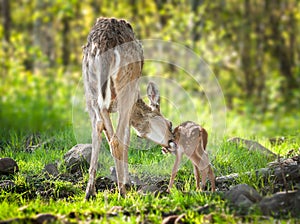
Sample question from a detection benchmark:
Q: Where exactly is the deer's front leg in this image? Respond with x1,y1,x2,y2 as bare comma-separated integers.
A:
85,120,103,200
168,151,183,192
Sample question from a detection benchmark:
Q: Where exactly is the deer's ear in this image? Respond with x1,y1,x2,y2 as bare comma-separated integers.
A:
147,82,160,111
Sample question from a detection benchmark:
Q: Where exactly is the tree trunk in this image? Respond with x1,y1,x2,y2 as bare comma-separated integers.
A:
269,1,298,97
255,0,266,111
191,0,203,44
241,0,254,99
154,0,168,27
130,0,137,15
1,0,11,43
62,16,70,67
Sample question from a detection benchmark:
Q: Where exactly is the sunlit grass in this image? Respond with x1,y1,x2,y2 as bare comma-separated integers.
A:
0,109,299,223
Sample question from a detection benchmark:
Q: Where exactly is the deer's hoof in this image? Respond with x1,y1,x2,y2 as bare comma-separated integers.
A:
85,193,96,201
119,185,127,198
85,189,96,201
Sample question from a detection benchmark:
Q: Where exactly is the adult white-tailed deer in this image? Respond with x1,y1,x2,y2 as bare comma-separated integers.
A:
163,121,215,192
82,17,174,199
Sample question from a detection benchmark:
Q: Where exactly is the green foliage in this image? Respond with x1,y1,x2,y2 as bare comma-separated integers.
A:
1,0,299,134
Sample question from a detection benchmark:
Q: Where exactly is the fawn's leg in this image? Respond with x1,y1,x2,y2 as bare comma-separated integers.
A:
208,165,216,192
200,167,209,191
189,152,203,191
168,151,183,192
193,164,201,190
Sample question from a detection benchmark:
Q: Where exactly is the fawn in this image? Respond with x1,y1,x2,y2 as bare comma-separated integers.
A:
163,121,216,192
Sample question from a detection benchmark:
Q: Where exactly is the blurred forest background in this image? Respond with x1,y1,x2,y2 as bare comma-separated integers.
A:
0,0,299,136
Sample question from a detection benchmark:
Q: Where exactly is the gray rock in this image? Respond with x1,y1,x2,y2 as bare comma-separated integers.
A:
259,190,298,217
0,218,23,224
293,190,300,218
0,214,58,224
235,194,253,208
43,163,59,177
35,213,58,224
269,136,285,146
139,184,160,193
227,137,276,158
225,184,262,208
0,157,19,175
162,214,185,224
63,144,92,173
0,180,15,190
216,173,239,184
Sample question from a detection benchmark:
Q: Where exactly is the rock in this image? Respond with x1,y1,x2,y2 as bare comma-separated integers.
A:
162,214,185,224
238,193,254,206
107,206,123,216
194,204,211,214
293,190,300,218
63,144,92,173
217,156,300,194
0,158,19,175
139,184,160,194
109,166,142,186
0,214,58,224
130,175,143,186
259,190,298,217
95,176,115,191
225,184,262,212
227,137,276,158
43,163,59,177
269,136,285,146
0,180,15,190
0,218,23,224
216,173,239,185
35,213,58,224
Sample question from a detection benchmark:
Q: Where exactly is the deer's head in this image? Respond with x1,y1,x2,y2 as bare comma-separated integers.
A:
131,82,175,148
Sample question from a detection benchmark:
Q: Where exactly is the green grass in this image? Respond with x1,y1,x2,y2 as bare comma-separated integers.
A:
0,127,299,223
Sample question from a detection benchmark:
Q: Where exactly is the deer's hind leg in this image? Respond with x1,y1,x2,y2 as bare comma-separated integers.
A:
110,80,138,196
85,103,104,200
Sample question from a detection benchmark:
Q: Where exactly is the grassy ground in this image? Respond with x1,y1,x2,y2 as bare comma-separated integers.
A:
0,127,299,223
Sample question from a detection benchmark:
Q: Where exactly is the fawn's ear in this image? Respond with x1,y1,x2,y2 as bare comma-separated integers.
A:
147,82,160,112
